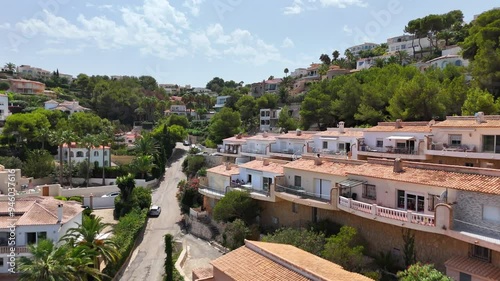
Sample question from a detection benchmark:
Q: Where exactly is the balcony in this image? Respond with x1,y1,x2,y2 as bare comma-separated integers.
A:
198,185,226,199
228,183,273,201
0,246,29,254
338,196,438,231
305,147,349,159
426,142,500,160
357,145,430,160
241,145,268,156
275,184,335,210
217,145,241,156
269,144,303,158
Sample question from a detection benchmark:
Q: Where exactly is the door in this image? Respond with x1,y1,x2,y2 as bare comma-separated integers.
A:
315,179,332,200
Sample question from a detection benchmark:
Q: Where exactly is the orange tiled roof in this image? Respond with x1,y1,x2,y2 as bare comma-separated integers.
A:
207,164,240,177
445,256,500,280
315,130,364,138
365,121,432,133
283,159,361,176
246,134,278,141
433,116,500,128
223,136,249,143
210,240,372,281
0,196,83,227
275,132,314,140
347,163,500,195
239,160,286,175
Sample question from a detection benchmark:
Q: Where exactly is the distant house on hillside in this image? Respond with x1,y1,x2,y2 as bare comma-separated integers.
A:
44,100,90,115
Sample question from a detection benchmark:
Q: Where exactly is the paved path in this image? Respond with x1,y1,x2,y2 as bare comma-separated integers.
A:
120,144,222,281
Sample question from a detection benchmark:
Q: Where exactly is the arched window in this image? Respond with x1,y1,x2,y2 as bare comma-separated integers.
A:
70,151,74,157
86,151,89,157
94,151,99,157
94,161,99,168
455,60,462,66
76,151,84,157
104,151,108,156
104,161,108,167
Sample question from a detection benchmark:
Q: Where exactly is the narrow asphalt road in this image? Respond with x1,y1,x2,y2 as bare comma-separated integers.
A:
120,143,187,281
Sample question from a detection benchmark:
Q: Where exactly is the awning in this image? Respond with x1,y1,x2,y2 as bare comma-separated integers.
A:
337,179,365,188
320,136,338,140
387,136,415,140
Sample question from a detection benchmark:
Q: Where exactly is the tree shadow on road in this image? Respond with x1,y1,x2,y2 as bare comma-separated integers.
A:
166,148,187,168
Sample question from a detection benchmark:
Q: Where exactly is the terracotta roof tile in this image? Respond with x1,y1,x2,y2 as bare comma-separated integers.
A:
283,159,361,176
365,122,432,132
445,256,500,280
0,196,82,227
275,132,314,140
246,134,278,141
315,130,364,137
223,136,248,143
433,116,500,128
347,163,500,195
210,240,372,281
207,165,240,177
239,160,286,175
192,267,214,280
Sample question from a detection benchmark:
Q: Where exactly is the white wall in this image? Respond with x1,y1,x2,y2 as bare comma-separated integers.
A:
362,131,429,153
430,127,500,152
83,196,116,209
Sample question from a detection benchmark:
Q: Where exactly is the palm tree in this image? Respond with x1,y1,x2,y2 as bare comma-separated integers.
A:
81,135,99,187
62,130,77,187
332,50,340,61
18,240,103,281
284,68,289,77
134,134,159,156
35,127,51,150
98,132,112,185
395,50,411,66
62,216,120,271
131,155,156,179
4,62,15,72
49,130,66,185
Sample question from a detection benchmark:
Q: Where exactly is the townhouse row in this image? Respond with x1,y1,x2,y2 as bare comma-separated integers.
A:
199,156,500,280
217,113,500,169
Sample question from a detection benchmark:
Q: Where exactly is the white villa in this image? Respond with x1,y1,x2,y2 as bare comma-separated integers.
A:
44,100,90,115
0,94,9,121
58,142,111,168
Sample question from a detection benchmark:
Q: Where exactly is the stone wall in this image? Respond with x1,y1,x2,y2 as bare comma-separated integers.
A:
454,190,500,237
258,199,500,272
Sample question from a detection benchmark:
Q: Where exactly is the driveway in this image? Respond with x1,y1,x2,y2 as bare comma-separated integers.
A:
120,143,222,281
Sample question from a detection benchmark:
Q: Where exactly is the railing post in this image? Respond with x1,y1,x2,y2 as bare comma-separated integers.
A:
372,204,377,216
407,211,413,223
347,198,352,208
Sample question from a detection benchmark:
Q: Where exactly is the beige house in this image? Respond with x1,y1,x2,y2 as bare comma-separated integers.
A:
0,165,21,195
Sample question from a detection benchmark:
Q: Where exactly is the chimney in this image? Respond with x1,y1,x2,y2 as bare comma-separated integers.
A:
314,154,322,166
263,131,268,138
236,133,242,139
225,162,231,170
475,112,485,124
395,119,402,129
296,129,302,136
57,204,63,223
338,121,345,133
393,158,404,173
263,159,270,166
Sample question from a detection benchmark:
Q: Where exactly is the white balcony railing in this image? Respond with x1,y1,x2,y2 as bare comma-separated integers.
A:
339,196,435,227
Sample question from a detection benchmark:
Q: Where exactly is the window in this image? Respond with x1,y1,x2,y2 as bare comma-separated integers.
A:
482,135,500,153
263,177,272,191
0,257,3,267
459,272,471,281
362,184,376,200
292,203,298,213
465,163,474,167
294,176,301,187
338,143,345,151
449,134,462,146
322,141,328,149
470,245,491,262
94,151,99,156
26,232,47,245
397,190,425,212
376,139,383,148
104,161,109,166
104,151,108,156
483,205,500,223
76,151,84,157
427,194,440,211
455,60,463,66
396,142,406,149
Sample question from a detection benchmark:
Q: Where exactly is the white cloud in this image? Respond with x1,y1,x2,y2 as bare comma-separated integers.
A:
0,23,11,29
37,47,84,55
284,0,366,15
85,3,94,7
281,37,294,48
284,0,303,15
343,25,353,34
183,0,204,16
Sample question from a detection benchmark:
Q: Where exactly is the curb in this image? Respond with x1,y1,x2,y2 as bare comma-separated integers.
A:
175,241,190,281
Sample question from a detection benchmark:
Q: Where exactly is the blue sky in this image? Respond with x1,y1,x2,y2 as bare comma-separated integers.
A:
0,1,497,87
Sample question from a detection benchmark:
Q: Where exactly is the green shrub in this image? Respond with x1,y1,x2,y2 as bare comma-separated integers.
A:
397,263,452,281
54,196,67,201
181,155,205,178
222,219,250,250
204,139,217,148
68,196,83,203
363,271,381,280
262,228,326,256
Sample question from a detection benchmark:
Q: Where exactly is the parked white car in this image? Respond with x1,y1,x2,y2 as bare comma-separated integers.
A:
102,192,120,198
148,205,161,217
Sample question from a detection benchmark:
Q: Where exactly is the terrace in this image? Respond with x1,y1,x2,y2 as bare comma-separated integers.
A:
275,184,335,210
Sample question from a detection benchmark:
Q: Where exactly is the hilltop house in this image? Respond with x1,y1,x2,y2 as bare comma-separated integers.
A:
44,100,90,115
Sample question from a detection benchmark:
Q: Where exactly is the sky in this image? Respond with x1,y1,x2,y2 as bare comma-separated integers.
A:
0,1,497,87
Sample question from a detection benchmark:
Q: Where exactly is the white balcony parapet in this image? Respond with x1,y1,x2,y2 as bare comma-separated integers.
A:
339,196,435,227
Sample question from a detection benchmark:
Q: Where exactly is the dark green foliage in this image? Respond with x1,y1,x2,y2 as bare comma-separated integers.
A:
213,190,259,225
0,81,10,90
322,226,364,272
166,115,189,128
181,155,205,178
164,234,174,281
0,156,23,169
208,107,241,143
222,219,250,250
397,263,452,281
307,219,342,237
374,251,401,273
176,179,203,214
22,149,55,178
54,196,68,201
68,196,83,203
262,228,326,256
402,229,417,267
